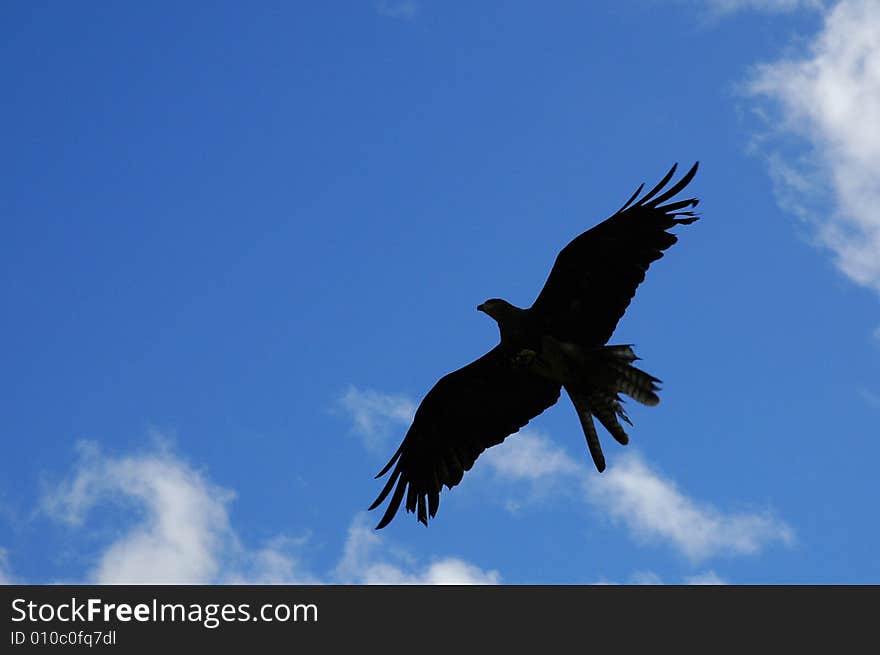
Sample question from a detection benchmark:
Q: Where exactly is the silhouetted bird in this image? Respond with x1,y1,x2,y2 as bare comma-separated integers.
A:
370,163,701,528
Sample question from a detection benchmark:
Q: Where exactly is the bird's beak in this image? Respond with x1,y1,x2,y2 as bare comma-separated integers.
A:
477,303,485,313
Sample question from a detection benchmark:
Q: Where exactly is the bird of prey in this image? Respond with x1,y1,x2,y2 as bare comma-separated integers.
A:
370,163,701,529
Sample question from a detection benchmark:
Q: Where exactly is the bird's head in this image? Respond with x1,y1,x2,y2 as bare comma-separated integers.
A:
477,298,517,323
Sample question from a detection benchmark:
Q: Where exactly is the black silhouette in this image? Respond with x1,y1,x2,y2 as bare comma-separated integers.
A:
370,163,701,528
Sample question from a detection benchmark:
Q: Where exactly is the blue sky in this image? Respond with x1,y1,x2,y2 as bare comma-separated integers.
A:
2,0,878,585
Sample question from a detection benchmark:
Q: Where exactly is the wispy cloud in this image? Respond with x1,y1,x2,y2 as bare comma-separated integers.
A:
376,0,418,21
338,386,415,452
335,514,500,584
471,424,793,563
684,570,728,585
744,0,880,293
0,548,14,584
704,0,823,13
596,569,727,585
482,430,580,481
585,452,795,561
38,439,497,585
222,535,320,586
628,570,665,585
859,388,880,408
480,429,583,513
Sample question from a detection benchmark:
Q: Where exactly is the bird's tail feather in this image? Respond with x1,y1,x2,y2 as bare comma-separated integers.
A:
563,344,661,472
598,345,660,407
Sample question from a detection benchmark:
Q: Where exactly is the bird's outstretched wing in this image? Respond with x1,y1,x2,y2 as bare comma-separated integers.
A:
530,162,700,346
370,346,561,529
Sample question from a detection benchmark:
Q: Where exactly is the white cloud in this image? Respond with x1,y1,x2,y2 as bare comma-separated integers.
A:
335,514,501,585
475,426,792,563
376,0,418,20
42,441,316,584
586,452,794,561
482,430,580,481
746,0,880,293
338,386,415,452
480,430,583,512
42,441,229,583
39,440,497,585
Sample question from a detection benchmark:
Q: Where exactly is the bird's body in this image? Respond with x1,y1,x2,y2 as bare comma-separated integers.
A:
370,163,701,528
